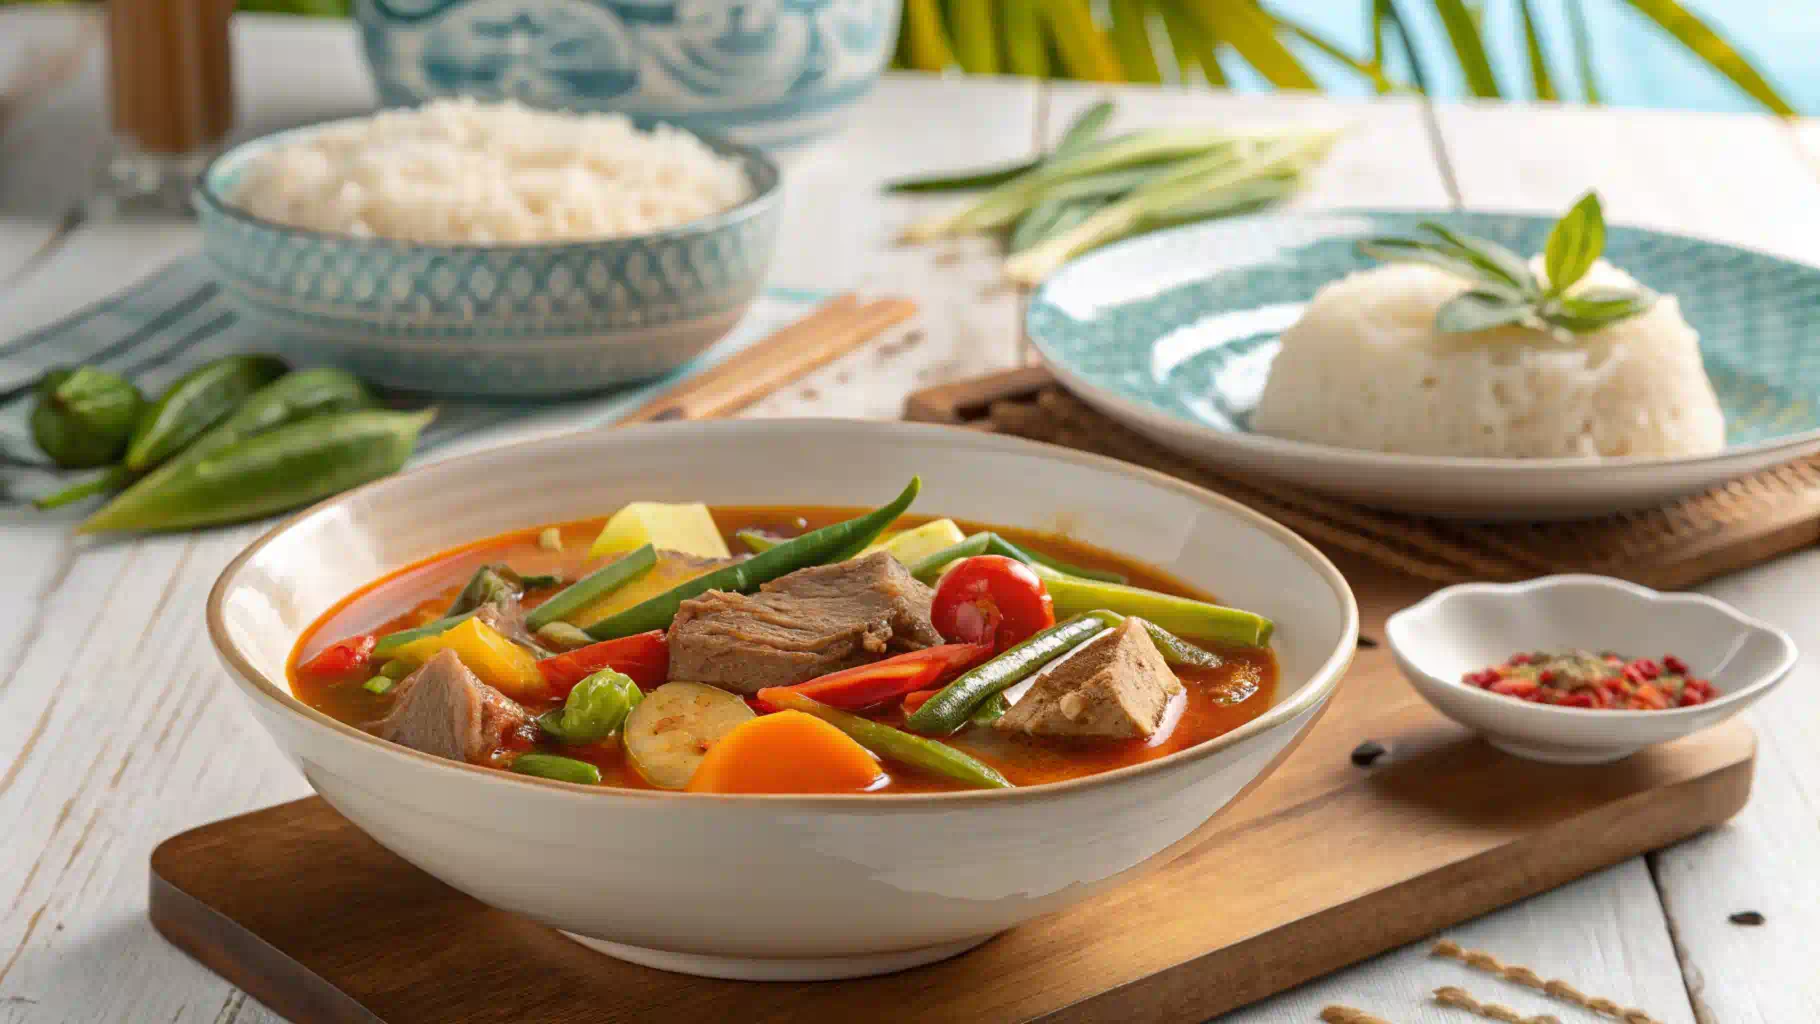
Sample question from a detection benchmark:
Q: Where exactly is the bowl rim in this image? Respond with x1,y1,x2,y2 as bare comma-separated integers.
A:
208,418,1359,807
191,110,783,253
1027,207,1820,475
1384,573,1798,723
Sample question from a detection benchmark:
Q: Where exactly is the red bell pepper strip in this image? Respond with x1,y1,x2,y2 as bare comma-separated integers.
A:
537,630,669,695
298,634,376,678
900,688,940,715
775,642,994,710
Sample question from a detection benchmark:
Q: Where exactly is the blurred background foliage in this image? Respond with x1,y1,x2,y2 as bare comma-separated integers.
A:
3,0,1800,114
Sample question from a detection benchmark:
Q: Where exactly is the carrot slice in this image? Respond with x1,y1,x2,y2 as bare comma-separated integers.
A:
684,710,883,794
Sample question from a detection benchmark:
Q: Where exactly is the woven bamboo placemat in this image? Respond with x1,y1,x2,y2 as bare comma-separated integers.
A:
905,368,1820,589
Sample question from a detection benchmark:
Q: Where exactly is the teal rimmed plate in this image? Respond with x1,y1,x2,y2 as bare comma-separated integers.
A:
1027,211,1820,520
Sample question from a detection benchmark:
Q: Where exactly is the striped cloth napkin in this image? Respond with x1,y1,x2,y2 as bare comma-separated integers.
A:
0,254,825,499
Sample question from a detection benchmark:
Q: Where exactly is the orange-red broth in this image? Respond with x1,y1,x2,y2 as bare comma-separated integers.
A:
290,509,1278,793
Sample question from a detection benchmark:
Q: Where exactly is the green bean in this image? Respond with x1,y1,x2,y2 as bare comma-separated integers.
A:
526,544,656,631
362,675,396,695
734,529,782,554
969,692,1010,728
34,465,133,511
905,612,1116,735
983,533,1127,584
907,532,993,583
538,670,643,745
518,573,564,590
762,690,1011,790
510,753,601,785
447,564,523,616
373,610,475,658
31,367,144,468
378,659,418,680
534,621,594,651
79,408,435,533
584,478,921,640
123,354,287,471
1044,576,1273,648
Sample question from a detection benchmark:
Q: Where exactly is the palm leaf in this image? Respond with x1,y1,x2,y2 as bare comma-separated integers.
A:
1565,0,1601,103
1184,0,1316,89
999,0,1051,77
903,0,954,71
1518,0,1557,101
947,0,1002,74
1430,0,1500,98
1109,0,1163,84
1159,0,1226,85
1041,0,1125,82
1370,0,1390,68
1266,8,1393,93
1382,0,1433,94
1619,0,1794,115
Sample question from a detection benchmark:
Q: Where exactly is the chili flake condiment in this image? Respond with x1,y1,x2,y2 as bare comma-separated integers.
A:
1463,651,1714,710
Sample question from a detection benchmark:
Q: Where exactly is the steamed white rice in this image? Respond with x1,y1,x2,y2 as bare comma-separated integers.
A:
1251,258,1726,459
230,99,752,244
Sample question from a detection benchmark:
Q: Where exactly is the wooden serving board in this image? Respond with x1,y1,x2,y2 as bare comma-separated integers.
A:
149,554,1755,1024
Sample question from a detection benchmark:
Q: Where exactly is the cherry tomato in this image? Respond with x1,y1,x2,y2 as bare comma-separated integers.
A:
930,555,1054,651
298,633,377,678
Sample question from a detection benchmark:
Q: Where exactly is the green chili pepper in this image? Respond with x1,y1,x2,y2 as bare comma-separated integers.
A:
510,753,601,785
1044,576,1272,648
905,612,1117,735
735,529,782,554
968,692,1010,728
584,478,921,641
983,533,1128,584
362,675,396,695
526,544,657,631
34,465,134,511
534,621,594,651
538,669,643,745
373,610,476,658
124,354,287,471
762,690,1011,790
81,407,435,534
907,532,993,583
30,367,145,469
447,564,524,616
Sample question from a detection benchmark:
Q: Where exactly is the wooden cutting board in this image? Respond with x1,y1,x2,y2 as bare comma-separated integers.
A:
149,551,1755,1024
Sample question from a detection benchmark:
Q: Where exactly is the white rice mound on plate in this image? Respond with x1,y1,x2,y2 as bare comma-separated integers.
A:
230,98,753,245
1251,258,1726,459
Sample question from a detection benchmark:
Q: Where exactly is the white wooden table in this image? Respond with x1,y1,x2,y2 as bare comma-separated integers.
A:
2,11,1816,1024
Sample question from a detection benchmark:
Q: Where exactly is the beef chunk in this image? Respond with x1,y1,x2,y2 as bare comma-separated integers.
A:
667,552,943,693
996,618,1183,740
373,649,530,764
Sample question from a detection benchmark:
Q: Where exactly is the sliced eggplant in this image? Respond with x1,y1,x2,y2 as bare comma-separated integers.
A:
622,682,756,790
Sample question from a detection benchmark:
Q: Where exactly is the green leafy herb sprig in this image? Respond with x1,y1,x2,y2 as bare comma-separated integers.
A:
1357,191,1657,337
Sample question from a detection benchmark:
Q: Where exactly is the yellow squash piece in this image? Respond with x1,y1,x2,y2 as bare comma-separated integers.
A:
861,518,966,567
568,550,739,630
390,617,548,701
589,502,730,560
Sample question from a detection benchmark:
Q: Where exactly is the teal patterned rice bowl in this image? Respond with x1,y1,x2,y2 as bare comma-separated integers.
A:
194,118,780,398
1028,211,1820,519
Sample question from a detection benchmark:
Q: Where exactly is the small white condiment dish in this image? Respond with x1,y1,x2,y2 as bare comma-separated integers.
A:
1386,575,1796,764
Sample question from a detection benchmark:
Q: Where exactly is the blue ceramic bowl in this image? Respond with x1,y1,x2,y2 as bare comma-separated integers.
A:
193,117,781,397
353,0,899,149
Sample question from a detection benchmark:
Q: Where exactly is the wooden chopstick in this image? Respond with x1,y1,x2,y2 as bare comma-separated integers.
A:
617,293,918,425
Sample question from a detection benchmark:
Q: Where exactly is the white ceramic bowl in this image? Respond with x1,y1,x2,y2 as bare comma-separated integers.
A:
208,420,1357,981
1386,575,1796,764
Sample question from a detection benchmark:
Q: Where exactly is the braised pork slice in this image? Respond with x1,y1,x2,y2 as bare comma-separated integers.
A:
996,618,1183,739
373,649,530,764
667,552,943,693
